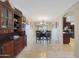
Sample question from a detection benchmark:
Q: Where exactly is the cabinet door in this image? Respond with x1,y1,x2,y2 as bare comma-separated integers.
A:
8,10,14,33
14,37,26,55
19,37,25,49
1,6,8,29
14,38,20,55
63,34,70,44
0,6,9,34
2,41,14,58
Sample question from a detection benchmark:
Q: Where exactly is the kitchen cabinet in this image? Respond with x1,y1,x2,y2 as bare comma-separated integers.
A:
0,36,26,58
63,33,70,44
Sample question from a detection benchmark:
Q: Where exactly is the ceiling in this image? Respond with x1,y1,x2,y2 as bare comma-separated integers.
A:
11,0,79,21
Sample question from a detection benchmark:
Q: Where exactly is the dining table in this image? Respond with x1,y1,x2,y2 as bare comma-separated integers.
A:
36,30,51,43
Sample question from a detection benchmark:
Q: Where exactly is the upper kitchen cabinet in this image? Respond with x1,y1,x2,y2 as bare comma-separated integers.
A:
0,0,14,34
14,8,23,32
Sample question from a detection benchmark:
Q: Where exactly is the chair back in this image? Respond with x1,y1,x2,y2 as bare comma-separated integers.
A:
36,31,41,37
46,31,51,37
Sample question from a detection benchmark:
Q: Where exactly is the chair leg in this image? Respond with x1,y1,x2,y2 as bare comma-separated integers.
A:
47,38,49,43
40,40,41,44
40,38,41,44
49,38,51,43
36,39,37,43
36,37,38,43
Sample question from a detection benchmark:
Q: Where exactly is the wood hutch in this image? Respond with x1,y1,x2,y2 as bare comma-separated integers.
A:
63,17,70,44
0,0,27,58
63,16,74,44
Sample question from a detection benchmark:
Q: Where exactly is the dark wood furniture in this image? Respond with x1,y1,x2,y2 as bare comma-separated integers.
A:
14,36,26,56
0,40,14,58
70,24,74,38
0,0,15,55
36,30,51,43
36,31,42,43
45,31,51,42
63,17,70,44
0,1,14,34
14,8,23,32
0,33,26,58
63,33,70,44
0,1,27,58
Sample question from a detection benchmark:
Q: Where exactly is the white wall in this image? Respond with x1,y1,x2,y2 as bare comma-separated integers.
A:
25,24,36,51
75,13,79,57
52,16,63,45
63,1,79,57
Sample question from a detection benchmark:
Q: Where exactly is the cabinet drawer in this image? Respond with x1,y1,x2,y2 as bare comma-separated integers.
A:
63,34,70,44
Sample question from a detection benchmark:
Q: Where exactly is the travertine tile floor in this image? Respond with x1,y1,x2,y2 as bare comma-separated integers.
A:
16,38,75,58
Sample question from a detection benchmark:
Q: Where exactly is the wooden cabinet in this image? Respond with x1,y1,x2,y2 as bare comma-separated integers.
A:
14,8,23,33
2,41,14,58
63,17,70,44
0,40,14,58
14,37,22,55
0,29,8,34
0,1,14,34
0,36,26,58
63,33,70,44
14,36,26,57
14,36,25,56
0,1,27,58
